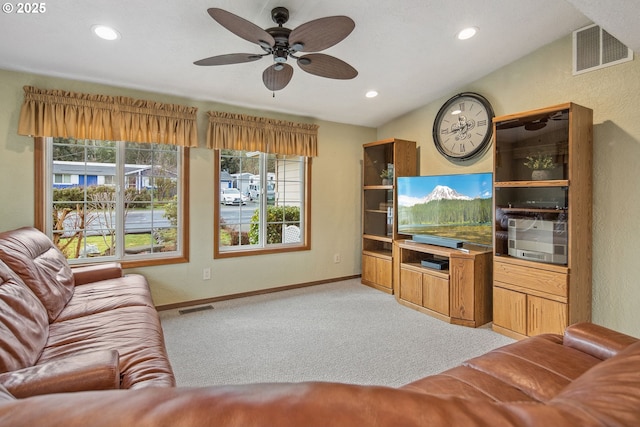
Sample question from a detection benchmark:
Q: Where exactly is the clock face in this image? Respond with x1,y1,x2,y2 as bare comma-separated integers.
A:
433,92,494,161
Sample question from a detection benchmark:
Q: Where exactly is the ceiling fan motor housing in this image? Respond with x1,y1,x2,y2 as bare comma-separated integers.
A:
271,7,290,25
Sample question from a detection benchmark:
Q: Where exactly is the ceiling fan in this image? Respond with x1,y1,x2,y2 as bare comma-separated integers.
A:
194,7,358,91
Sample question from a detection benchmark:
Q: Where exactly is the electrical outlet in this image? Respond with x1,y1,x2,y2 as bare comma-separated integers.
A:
333,253,341,263
202,267,211,280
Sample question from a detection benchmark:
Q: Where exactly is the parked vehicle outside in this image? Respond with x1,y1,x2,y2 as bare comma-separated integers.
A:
220,188,246,205
248,183,276,204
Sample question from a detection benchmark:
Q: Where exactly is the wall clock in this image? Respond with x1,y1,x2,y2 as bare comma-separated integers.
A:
432,92,494,161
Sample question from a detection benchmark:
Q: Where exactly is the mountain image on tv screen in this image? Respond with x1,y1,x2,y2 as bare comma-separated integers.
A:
397,173,493,246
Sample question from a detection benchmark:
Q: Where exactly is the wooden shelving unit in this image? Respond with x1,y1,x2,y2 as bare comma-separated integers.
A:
361,138,416,294
395,240,493,327
492,102,593,339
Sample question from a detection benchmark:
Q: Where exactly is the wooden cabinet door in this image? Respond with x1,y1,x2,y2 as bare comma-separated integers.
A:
423,273,449,315
449,257,474,320
362,254,376,284
528,295,567,336
362,255,392,290
377,257,393,289
400,268,422,305
493,286,526,335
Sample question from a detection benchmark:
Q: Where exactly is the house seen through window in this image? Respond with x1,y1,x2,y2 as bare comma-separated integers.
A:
41,137,186,265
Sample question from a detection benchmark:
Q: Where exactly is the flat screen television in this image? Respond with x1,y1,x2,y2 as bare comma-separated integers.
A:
397,173,493,247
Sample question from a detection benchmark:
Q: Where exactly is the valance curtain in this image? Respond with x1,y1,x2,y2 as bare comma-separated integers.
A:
207,111,318,157
18,86,199,147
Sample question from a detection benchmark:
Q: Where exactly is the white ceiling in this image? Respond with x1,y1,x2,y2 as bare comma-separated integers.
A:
0,1,636,128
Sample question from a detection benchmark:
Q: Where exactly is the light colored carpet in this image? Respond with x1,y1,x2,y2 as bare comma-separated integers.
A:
159,278,514,388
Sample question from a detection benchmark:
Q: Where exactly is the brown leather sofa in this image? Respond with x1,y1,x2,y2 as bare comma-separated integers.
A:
1,230,639,426
1,322,639,425
0,226,174,398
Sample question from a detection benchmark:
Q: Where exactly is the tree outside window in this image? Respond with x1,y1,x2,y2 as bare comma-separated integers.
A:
43,137,186,265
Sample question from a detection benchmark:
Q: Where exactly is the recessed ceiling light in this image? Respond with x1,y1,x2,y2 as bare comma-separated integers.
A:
457,27,478,40
365,90,378,98
92,25,121,41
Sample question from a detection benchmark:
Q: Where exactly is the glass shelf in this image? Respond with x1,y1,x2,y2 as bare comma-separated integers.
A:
495,108,569,183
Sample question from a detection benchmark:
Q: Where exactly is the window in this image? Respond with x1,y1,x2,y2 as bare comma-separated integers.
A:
53,174,72,185
37,137,188,267
215,149,310,257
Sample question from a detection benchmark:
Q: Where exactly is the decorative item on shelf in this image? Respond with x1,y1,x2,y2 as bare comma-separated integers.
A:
380,168,393,185
524,153,556,180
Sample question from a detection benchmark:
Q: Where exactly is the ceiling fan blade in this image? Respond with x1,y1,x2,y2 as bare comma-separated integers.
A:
289,16,355,52
496,120,523,130
263,63,294,91
194,53,263,66
208,8,275,47
297,54,358,79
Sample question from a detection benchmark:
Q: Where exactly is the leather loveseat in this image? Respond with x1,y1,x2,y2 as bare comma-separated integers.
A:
0,226,174,397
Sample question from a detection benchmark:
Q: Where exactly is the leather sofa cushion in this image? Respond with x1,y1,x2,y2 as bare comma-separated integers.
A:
0,227,74,322
0,350,120,398
553,340,640,426
563,321,639,360
0,260,48,373
39,305,175,389
401,365,536,402
0,382,600,427
463,334,602,402
55,274,155,322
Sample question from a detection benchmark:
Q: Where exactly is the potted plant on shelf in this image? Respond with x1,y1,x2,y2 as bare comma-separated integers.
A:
380,169,393,185
524,153,556,180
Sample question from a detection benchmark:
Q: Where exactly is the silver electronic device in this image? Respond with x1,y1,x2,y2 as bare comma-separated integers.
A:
508,218,567,265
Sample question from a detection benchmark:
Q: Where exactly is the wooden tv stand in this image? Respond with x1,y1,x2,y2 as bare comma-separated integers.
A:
394,240,492,327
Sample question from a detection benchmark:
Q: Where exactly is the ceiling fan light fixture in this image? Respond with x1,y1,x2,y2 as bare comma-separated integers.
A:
273,63,285,71
298,57,311,66
290,42,304,52
457,27,478,40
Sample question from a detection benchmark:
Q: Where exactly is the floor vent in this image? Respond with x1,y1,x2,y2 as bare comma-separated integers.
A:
573,24,633,75
178,305,214,315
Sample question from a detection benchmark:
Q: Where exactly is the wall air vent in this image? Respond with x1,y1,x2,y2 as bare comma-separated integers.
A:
573,24,633,75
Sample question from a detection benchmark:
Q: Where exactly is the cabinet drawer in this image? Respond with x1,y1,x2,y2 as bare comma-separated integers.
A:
494,261,567,298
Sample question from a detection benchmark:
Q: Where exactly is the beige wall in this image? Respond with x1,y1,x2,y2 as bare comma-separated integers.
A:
0,68,375,307
2,32,639,337
378,35,640,337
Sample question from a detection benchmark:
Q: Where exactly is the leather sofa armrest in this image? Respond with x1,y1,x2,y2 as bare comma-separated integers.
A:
563,322,639,360
0,350,120,398
71,262,122,285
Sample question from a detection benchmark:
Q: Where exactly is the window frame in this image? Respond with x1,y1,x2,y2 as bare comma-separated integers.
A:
34,137,190,268
213,149,311,258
